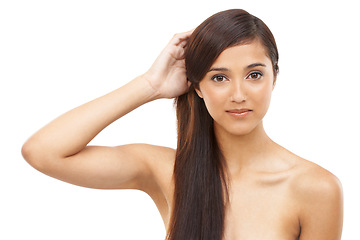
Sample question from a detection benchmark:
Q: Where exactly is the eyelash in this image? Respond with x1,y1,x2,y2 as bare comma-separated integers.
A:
211,74,228,82
247,71,263,80
210,71,263,82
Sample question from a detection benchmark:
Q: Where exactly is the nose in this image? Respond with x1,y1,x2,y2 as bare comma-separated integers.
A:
230,80,246,103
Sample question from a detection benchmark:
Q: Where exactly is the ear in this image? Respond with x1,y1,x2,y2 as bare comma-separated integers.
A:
195,88,203,98
272,76,277,90
272,64,278,90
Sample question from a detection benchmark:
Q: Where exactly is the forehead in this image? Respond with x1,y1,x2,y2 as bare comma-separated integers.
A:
211,40,272,68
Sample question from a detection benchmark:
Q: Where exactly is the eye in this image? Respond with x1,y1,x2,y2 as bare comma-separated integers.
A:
211,74,228,82
247,71,263,80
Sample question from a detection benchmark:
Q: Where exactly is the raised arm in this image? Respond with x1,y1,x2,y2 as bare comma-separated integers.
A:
21,30,193,191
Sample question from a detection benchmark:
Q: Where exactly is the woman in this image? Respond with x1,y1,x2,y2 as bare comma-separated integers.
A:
22,9,343,240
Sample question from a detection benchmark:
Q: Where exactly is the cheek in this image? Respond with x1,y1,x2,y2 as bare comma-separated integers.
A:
251,82,273,113
200,87,227,117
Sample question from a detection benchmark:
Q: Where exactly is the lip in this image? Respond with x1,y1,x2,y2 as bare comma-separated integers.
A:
226,109,252,118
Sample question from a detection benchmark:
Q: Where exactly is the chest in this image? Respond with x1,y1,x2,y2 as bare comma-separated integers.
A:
157,167,301,239
223,175,300,240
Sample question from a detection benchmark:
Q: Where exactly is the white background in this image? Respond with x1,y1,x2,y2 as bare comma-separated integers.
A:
1,0,359,239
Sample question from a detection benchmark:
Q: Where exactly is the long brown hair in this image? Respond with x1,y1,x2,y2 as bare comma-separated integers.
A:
168,9,279,240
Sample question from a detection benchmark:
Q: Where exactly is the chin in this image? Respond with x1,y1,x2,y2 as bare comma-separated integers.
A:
215,121,259,137
229,126,256,136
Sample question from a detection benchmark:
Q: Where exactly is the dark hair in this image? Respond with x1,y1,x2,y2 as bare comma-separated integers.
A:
168,9,279,240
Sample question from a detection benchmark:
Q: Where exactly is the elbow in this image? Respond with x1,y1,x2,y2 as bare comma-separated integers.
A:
21,139,48,171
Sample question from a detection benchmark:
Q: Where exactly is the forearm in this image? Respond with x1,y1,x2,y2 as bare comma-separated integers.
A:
22,75,159,160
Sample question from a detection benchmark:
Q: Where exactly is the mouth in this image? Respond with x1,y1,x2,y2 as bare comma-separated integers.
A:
226,109,252,118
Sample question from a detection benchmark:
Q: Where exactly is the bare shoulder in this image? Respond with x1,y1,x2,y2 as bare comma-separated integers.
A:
274,144,342,196
288,156,343,239
123,143,176,177
289,158,343,201
121,143,175,161
117,143,176,177
126,143,176,167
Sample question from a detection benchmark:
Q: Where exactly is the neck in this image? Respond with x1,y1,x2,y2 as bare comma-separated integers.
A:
215,121,275,174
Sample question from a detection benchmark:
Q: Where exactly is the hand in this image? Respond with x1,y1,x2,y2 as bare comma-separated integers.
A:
143,30,193,99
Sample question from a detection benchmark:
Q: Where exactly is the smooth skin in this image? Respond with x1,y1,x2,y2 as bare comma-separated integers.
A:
22,31,343,240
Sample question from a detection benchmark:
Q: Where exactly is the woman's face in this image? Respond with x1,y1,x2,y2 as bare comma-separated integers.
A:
196,39,276,136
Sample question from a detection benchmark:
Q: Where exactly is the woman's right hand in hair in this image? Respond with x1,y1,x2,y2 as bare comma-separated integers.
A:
143,30,193,99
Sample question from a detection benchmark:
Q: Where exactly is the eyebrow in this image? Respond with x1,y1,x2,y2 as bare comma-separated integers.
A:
208,67,230,72
247,63,267,69
208,63,267,72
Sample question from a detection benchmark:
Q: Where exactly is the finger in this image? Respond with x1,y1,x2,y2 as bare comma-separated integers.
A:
181,29,195,38
178,39,187,48
176,31,194,48
170,29,194,46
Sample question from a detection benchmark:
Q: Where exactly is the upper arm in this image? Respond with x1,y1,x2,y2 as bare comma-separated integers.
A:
25,143,175,191
296,167,343,240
